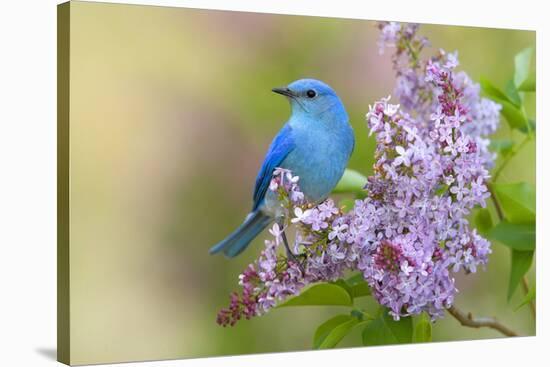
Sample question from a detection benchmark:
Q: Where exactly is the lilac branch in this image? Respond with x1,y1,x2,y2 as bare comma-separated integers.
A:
447,305,520,337
487,184,504,221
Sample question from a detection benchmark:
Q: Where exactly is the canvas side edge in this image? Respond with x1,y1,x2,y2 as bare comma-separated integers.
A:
57,2,71,365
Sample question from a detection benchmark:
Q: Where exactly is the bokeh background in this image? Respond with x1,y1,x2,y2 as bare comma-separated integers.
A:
67,1,536,364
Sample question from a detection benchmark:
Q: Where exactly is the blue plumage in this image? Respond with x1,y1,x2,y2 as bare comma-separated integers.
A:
210,79,354,257
252,124,295,212
208,211,272,257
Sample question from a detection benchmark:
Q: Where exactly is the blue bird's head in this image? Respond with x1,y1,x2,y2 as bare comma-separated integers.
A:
272,79,347,121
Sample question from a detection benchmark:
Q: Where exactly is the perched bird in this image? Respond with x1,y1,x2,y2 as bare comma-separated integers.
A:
210,79,354,258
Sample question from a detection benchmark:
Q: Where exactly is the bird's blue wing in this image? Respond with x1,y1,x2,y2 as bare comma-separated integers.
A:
252,124,295,211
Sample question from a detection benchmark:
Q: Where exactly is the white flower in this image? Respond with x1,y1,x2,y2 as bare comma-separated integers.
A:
269,179,278,191
273,167,290,185
384,102,400,116
269,223,284,244
272,167,289,176
291,207,312,224
430,106,445,128
400,260,414,276
286,172,299,184
445,51,459,69
393,146,412,167
328,224,349,241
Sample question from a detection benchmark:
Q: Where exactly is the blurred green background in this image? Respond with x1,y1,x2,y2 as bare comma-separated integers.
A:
68,1,535,364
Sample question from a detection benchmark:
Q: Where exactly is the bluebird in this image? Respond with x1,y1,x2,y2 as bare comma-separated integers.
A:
210,79,354,258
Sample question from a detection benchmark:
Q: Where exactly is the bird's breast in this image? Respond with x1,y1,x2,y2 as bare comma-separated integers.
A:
280,122,353,203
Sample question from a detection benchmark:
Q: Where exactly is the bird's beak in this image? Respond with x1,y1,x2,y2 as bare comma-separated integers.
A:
272,87,295,98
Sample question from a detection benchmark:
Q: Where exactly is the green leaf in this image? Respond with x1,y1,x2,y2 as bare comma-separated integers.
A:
355,190,369,200
517,72,536,92
278,283,353,308
473,208,493,235
333,169,367,194
333,275,371,299
508,250,534,301
331,279,353,297
339,198,356,213
514,47,533,88
493,182,536,223
499,98,529,131
435,184,450,196
505,80,522,107
480,78,528,130
490,139,514,157
480,78,516,106
349,281,371,298
345,272,366,286
505,79,522,106
350,309,369,321
344,273,371,298
488,221,535,252
515,284,535,311
413,313,432,343
362,309,413,346
313,315,356,349
517,118,536,134
317,317,361,349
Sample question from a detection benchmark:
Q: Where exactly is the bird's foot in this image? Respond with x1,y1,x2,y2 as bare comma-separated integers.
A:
280,231,307,275
285,247,307,273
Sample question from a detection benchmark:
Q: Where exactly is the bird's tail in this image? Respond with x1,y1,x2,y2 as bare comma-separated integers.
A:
209,211,273,257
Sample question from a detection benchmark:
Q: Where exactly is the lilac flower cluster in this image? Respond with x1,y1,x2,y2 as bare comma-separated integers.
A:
217,169,356,326
217,22,500,325
377,22,430,114
349,23,498,319
358,91,493,319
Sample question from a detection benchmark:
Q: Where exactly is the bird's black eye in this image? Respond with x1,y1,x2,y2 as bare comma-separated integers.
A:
306,89,317,98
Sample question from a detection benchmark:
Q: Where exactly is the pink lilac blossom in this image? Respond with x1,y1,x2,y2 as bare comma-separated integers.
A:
216,23,500,326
